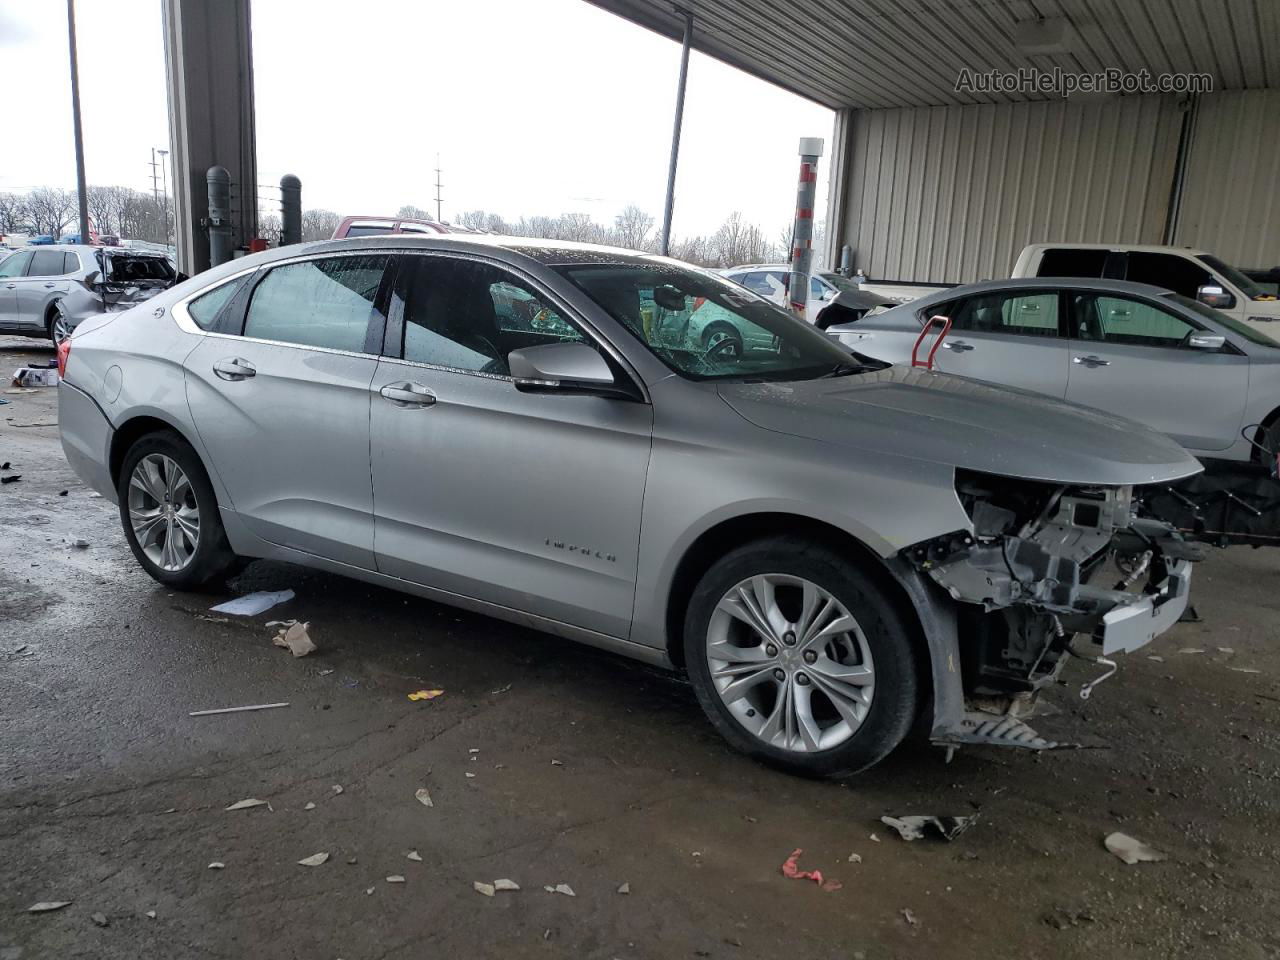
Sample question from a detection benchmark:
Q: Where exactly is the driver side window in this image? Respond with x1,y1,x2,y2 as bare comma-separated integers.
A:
1074,294,1196,348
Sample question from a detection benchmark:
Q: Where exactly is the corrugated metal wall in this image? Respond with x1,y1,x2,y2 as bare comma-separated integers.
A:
842,95,1184,283
1175,89,1280,268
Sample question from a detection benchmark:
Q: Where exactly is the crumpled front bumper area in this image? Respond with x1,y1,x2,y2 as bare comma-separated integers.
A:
903,473,1203,752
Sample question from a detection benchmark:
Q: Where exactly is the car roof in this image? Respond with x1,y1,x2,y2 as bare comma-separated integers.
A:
1023,242,1211,257
724,263,790,272
288,233,684,269
901,275,1187,307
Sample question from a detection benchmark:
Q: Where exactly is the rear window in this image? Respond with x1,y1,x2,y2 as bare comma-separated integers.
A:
342,224,396,238
1036,248,1108,278
106,254,175,283
30,250,70,277
188,275,249,331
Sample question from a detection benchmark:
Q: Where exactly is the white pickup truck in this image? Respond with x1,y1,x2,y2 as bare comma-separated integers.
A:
858,243,1280,337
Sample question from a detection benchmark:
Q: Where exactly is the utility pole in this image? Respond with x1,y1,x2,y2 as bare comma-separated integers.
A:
67,0,90,242
660,10,693,256
150,148,161,203
158,148,171,244
434,154,443,222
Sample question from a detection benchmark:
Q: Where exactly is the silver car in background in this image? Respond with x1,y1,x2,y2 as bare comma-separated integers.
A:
59,236,1201,777
829,276,1280,464
0,244,179,341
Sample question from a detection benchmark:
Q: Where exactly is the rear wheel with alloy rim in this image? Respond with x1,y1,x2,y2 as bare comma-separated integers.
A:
48,301,71,343
684,536,918,778
117,431,239,589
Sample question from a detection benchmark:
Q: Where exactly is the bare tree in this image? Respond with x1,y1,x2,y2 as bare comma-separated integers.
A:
301,208,341,242
613,205,655,251
0,193,29,234
25,187,78,237
259,212,283,245
457,209,508,233
397,204,433,221
87,186,118,235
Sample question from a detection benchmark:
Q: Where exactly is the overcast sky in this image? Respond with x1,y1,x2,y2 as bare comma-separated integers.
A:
0,0,831,240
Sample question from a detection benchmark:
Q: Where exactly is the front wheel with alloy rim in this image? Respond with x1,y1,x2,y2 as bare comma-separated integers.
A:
47,301,72,343
683,536,919,778
117,431,239,589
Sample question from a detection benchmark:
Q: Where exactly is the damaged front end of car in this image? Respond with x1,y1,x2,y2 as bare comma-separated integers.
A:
903,469,1202,754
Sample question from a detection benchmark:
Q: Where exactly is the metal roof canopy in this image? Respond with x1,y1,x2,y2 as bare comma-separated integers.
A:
586,0,1279,109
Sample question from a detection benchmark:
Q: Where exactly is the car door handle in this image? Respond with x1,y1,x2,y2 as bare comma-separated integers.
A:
1073,355,1111,367
43,282,56,288
212,357,256,381
941,340,974,351
380,381,436,407
4,283,14,289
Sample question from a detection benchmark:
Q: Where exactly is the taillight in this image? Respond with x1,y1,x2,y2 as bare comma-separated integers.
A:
56,337,71,378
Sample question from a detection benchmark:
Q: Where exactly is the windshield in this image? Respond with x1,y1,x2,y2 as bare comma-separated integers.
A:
819,272,861,294
1198,254,1270,300
1166,293,1280,347
556,262,882,382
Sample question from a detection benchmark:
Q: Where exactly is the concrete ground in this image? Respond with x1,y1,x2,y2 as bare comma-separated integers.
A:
1,335,1278,960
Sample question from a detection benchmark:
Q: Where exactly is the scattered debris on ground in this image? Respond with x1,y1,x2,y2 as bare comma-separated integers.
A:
781,849,841,891
0,475,20,484
406,850,422,861
225,798,270,811
71,539,90,549
208,861,225,870
1104,832,1166,865
407,689,444,702
617,882,630,894
210,589,295,617
847,853,862,863
474,881,496,897
331,784,343,795
27,901,72,913
415,788,433,808
297,852,329,867
880,814,978,842
544,883,575,896
1042,907,1096,930
494,879,520,891
386,875,405,883
91,912,109,927
190,702,289,717
270,620,316,657
901,908,920,927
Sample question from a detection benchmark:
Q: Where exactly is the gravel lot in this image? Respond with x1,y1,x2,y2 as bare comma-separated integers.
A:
1,336,1278,959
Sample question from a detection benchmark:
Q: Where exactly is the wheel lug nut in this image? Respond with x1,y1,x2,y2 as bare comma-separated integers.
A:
796,673,810,686
773,668,786,681
783,631,797,646
803,650,817,664
765,644,778,657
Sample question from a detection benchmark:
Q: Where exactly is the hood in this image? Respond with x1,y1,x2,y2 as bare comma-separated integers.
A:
717,366,1202,487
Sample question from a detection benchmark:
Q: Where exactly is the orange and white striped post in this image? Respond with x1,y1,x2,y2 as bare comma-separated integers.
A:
787,137,825,316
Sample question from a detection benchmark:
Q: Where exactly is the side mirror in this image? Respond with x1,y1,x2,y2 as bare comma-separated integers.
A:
1187,333,1226,351
509,342,619,396
1197,284,1236,310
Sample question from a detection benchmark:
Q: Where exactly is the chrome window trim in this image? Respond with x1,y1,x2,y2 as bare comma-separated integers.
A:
171,262,261,336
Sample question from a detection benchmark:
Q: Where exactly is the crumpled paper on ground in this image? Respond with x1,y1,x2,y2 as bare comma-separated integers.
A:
271,621,316,657
881,814,978,842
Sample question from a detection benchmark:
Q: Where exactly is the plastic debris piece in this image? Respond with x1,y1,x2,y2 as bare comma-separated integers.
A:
881,814,978,842
780,849,838,891
91,912,109,927
493,879,520,891
71,539,90,549
386,875,405,884
28,901,72,913
1178,648,1205,655
331,784,343,795
271,621,316,658
210,590,295,617
1104,832,1166,865
490,683,512,694
617,882,630,894
297,852,329,867
225,798,269,811
474,881,496,897
415,788,434,808
1218,647,1235,654
318,669,334,676
404,850,423,862
901,908,919,926
869,833,880,842
465,772,476,779
190,702,289,717
551,759,563,766
208,861,225,870
1,475,21,484
1147,655,1164,663
544,883,575,896
407,689,445,702
145,911,157,919
468,747,480,754
304,802,316,811
1229,667,1262,674
365,887,374,895
848,853,863,863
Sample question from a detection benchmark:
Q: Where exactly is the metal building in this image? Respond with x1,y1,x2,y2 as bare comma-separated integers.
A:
589,0,1280,281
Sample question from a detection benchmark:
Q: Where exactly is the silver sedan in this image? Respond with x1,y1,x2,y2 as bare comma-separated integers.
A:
59,236,1200,777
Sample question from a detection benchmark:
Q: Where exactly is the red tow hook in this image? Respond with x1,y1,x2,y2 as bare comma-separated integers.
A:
911,314,952,370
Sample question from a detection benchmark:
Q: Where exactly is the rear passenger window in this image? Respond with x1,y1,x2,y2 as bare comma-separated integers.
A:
244,255,387,352
1036,248,1108,278
29,250,68,277
188,276,248,331
949,291,1059,337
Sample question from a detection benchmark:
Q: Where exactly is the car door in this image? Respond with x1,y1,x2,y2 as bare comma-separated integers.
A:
1064,291,1248,453
0,250,33,325
369,252,653,638
928,288,1070,397
182,253,392,568
16,249,74,329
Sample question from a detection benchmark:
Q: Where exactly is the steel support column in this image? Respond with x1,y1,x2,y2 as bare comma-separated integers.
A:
788,137,824,314
162,0,258,274
660,10,693,256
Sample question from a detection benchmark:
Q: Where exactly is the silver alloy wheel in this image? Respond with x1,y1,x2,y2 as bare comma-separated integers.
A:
52,303,72,342
704,329,741,357
127,453,200,572
706,574,874,753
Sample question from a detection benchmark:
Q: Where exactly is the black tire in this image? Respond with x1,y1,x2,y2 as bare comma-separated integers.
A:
683,536,919,779
117,430,239,590
46,300,68,343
